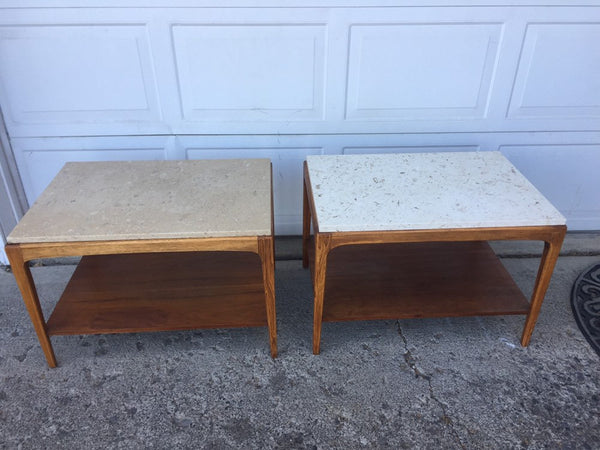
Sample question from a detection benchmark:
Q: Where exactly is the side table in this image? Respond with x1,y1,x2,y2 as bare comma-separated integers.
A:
303,152,566,354
6,159,277,367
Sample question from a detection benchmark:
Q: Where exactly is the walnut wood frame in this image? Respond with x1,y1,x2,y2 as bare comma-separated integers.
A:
302,162,566,355
6,235,277,367
6,164,278,367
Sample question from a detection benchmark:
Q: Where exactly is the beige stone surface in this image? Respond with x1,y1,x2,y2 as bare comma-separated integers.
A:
8,159,272,243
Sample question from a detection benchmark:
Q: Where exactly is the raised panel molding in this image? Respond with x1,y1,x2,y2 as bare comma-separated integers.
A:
172,24,326,122
346,23,502,120
509,23,600,119
1,7,599,136
0,25,162,134
0,5,599,232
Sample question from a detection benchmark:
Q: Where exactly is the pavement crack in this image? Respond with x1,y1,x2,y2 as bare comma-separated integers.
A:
13,345,34,363
396,321,466,450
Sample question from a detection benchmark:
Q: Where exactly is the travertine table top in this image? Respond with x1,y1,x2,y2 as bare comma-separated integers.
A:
8,159,272,243
306,152,566,233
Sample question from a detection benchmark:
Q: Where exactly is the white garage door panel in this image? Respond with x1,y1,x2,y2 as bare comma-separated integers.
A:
173,25,326,122
0,25,163,133
11,137,173,202
1,6,599,136
500,145,600,230
1,4,599,233
509,23,600,119
346,23,501,120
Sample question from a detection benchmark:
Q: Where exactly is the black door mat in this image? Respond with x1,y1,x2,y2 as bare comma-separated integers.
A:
571,262,600,357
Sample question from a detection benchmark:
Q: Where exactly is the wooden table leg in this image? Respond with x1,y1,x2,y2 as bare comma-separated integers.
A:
258,236,277,358
520,231,565,346
313,233,332,355
302,177,311,269
5,244,58,368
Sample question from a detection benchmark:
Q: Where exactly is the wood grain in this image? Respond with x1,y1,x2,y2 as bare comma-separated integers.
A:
315,241,530,322
5,244,58,367
258,235,277,358
520,230,565,345
47,251,269,335
312,233,333,354
302,166,312,269
15,236,259,261
328,225,566,248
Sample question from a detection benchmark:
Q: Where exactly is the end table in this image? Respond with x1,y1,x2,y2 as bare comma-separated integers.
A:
6,159,277,366
303,152,566,354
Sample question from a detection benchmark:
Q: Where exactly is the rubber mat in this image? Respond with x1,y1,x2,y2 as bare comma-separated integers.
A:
571,262,600,357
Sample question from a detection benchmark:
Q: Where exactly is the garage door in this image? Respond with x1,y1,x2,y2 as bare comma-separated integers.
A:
1,1,599,243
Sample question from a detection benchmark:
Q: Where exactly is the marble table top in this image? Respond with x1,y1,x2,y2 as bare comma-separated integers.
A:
306,152,566,233
8,159,272,243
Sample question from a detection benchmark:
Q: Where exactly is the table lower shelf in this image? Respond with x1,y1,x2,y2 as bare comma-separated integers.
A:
46,251,268,336
313,241,530,322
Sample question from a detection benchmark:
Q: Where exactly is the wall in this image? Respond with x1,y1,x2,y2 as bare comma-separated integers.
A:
0,112,26,264
1,1,599,234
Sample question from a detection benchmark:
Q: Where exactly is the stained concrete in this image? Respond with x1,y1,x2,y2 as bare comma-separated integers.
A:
1,236,599,449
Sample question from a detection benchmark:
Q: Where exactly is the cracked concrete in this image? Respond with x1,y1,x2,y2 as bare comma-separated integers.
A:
1,236,599,448
397,322,466,449
397,322,465,450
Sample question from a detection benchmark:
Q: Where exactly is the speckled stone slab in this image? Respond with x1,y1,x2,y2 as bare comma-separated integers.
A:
8,159,272,243
306,152,566,233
